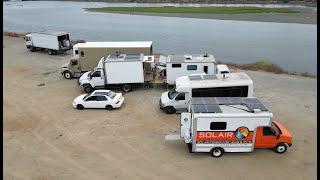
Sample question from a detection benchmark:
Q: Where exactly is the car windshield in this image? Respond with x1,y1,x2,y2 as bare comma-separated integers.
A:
168,90,179,100
83,92,93,100
107,91,117,99
88,71,93,77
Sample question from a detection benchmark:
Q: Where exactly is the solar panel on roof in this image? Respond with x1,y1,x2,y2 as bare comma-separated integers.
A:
192,104,222,113
203,74,217,80
189,75,202,81
242,98,268,112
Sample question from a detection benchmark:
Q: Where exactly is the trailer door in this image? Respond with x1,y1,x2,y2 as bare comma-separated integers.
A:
180,112,192,143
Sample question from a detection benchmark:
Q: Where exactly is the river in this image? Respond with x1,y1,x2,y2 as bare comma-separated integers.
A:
3,1,317,74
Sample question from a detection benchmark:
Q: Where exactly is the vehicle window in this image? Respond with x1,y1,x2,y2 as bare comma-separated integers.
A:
71,59,78,65
210,122,227,130
75,50,78,55
168,90,179,100
80,51,84,57
85,96,97,101
172,64,181,68
187,65,197,71
263,127,275,136
192,86,248,97
107,91,117,99
175,93,185,101
96,96,107,101
92,71,101,77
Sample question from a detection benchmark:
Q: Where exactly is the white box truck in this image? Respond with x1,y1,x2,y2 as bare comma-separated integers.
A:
61,41,153,79
24,31,71,55
179,97,293,157
78,54,154,93
159,72,253,114
161,54,229,85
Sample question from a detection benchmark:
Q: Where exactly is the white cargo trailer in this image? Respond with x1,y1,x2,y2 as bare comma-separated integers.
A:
162,54,229,85
25,31,71,55
159,72,253,114
78,54,154,93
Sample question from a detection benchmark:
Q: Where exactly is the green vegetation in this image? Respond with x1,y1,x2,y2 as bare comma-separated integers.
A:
85,6,299,14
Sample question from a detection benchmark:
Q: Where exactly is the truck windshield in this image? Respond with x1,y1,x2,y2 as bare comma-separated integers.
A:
271,122,281,136
168,90,179,100
107,91,117,99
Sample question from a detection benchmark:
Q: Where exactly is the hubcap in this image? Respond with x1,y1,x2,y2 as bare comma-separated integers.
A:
277,146,285,152
213,149,221,156
65,73,70,78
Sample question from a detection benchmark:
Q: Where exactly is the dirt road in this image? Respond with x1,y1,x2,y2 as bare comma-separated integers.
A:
3,36,317,180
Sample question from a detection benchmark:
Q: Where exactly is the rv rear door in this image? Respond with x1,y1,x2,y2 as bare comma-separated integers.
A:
180,112,192,143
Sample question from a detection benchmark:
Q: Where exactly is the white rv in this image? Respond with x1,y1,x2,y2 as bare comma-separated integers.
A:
78,54,154,93
24,31,71,55
163,54,229,85
180,97,293,157
159,73,253,114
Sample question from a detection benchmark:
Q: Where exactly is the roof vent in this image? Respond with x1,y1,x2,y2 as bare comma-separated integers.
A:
184,54,192,60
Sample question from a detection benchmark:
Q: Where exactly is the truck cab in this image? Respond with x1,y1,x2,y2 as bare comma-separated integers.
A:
255,121,292,153
24,34,32,48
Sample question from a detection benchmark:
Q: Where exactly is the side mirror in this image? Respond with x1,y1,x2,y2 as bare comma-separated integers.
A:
276,134,280,139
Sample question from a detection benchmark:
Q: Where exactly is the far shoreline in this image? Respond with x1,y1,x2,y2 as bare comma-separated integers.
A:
85,7,317,24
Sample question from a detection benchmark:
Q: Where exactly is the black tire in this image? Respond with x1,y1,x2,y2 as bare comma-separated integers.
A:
63,71,73,79
210,147,224,158
48,49,53,55
30,46,36,52
164,106,176,114
83,84,93,93
187,143,193,153
274,143,287,154
76,104,84,110
105,105,113,111
121,84,132,92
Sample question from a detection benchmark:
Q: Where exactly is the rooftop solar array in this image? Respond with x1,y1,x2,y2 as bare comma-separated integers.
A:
107,54,141,61
189,75,202,81
191,97,268,113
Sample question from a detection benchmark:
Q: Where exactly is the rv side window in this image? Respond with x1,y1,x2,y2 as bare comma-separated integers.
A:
187,65,197,71
172,64,181,68
80,51,84,57
210,122,226,130
75,50,78,55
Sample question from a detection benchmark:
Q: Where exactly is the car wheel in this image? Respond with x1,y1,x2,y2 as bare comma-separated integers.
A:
274,143,287,153
76,104,84,110
164,106,176,114
48,49,53,55
122,84,132,92
30,46,36,52
63,71,73,79
210,147,224,158
105,105,113,111
83,85,93,93
187,143,193,153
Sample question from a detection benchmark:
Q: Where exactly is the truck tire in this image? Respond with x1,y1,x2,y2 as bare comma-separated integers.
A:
63,71,73,79
30,46,36,52
210,147,224,158
274,143,287,153
83,84,93,93
164,106,176,114
76,104,84,110
122,84,132,92
105,105,113,111
48,50,54,55
187,143,193,153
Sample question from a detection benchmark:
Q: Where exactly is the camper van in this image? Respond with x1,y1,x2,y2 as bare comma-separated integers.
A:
61,41,153,79
25,31,71,55
180,97,293,157
78,53,154,93
159,72,253,114
163,54,229,85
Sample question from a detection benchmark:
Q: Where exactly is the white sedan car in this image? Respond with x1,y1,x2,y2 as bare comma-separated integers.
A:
72,90,124,110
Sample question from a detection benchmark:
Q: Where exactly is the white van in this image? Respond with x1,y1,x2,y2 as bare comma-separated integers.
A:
159,72,253,114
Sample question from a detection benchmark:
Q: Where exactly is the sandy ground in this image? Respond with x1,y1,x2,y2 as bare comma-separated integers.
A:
88,7,317,24
3,36,317,180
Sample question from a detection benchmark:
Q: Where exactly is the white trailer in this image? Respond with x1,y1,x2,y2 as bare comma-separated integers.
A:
78,54,154,93
159,72,253,114
25,31,71,55
162,54,229,85
179,97,293,157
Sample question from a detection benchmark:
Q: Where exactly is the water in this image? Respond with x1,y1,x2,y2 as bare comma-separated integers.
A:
4,1,317,74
